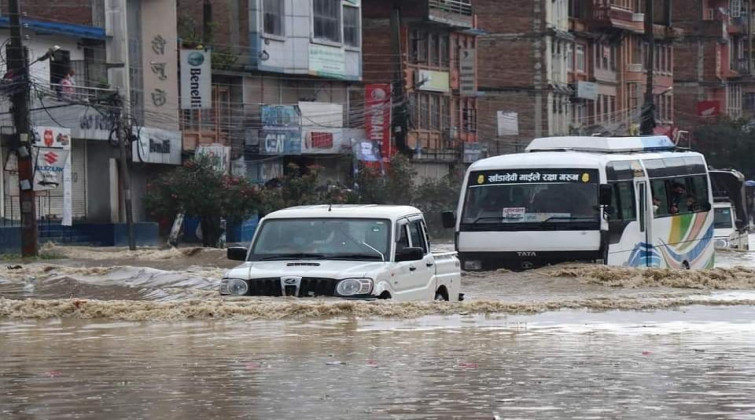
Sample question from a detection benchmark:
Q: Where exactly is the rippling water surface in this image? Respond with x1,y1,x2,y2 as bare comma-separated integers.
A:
2,307,755,419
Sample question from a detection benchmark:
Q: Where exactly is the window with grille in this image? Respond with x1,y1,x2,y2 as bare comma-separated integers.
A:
263,0,284,36
313,0,341,43
343,5,359,47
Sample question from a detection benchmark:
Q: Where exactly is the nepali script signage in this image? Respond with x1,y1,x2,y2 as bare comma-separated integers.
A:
180,49,212,109
471,169,599,186
365,84,392,159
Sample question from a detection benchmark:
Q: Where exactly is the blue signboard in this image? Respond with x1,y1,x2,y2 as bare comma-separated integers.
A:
260,105,302,155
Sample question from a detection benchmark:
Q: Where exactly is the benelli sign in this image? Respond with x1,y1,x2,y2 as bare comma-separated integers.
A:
180,49,211,110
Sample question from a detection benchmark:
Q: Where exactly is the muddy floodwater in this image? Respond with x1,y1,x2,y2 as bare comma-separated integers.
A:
2,307,755,419
1,243,755,418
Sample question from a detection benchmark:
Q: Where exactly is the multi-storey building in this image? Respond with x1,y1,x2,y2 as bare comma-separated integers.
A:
177,0,365,184
673,0,753,127
475,0,680,154
362,0,480,178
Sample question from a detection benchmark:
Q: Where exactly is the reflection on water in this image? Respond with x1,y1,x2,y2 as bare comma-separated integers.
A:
1,307,754,419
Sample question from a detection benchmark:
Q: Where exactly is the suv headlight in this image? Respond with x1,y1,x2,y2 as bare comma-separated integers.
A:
336,278,373,296
224,279,249,296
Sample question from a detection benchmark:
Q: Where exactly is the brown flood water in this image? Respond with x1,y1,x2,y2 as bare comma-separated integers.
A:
2,306,755,419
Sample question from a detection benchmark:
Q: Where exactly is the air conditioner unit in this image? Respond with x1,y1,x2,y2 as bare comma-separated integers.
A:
632,13,644,22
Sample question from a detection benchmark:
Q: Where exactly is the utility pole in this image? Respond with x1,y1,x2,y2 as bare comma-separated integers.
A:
7,0,38,257
391,3,410,157
749,0,753,74
114,95,136,251
640,0,657,135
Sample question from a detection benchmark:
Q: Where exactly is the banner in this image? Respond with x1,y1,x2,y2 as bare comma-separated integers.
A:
180,49,212,109
365,84,392,160
33,127,72,226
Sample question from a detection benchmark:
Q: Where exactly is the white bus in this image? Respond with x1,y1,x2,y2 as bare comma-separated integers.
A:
443,136,715,270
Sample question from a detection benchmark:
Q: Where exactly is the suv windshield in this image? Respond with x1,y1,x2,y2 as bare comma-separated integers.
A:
250,218,391,261
461,169,600,229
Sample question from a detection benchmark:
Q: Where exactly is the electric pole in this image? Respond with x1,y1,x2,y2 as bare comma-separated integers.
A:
113,95,136,251
7,0,38,257
640,0,657,135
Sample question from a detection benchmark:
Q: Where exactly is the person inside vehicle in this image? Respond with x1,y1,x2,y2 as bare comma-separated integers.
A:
669,182,687,215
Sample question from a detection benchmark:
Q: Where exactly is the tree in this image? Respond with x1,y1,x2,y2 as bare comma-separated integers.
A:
257,164,353,215
693,118,755,178
144,155,259,247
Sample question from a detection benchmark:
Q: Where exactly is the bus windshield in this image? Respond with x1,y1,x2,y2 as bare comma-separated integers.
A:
461,169,600,228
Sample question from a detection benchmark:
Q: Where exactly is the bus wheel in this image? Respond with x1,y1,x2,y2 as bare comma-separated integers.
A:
682,260,690,270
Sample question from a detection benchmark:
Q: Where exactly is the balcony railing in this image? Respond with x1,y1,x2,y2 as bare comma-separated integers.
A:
428,0,472,16
427,0,473,28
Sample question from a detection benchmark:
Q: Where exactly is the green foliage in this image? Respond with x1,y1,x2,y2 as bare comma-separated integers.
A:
693,118,755,178
257,164,353,215
144,155,260,226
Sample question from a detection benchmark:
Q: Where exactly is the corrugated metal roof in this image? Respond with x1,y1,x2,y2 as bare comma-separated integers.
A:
0,17,105,40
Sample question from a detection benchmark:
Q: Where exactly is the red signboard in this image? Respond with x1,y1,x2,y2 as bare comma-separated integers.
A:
696,101,721,118
365,84,392,160
309,132,334,149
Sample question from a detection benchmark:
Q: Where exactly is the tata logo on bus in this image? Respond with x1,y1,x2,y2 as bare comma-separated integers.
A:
517,251,537,257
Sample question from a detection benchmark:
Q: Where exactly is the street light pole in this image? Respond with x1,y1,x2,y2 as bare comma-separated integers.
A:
7,0,38,257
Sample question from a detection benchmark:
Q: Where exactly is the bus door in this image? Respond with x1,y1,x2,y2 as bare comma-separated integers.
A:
635,180,653,267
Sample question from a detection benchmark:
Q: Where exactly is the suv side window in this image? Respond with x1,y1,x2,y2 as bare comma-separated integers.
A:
408,220,428,254
396,223,410,253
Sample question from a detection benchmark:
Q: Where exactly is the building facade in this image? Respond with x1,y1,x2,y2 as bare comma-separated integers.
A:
673,0,754,127
362,0,480,179
475,0,680,155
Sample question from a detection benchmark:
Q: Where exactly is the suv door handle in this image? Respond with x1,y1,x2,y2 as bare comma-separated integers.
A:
426,263,434,267
409,266,417,271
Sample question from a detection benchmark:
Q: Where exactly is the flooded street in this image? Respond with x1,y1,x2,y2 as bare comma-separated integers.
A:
1,243,755,418
2,307,754,419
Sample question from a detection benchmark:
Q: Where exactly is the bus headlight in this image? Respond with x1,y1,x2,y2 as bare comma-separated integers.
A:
225,279,249,296
336,278,373,296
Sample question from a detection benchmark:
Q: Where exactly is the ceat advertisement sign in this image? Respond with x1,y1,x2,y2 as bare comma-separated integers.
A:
180,49,212,109
365,84,392,160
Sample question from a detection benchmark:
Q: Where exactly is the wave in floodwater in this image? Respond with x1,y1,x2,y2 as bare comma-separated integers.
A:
546,264,755,289
3,294,755,321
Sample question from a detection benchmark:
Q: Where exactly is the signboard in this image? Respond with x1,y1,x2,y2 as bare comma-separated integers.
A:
32,127,72,225
417,70,450,93
471,169,599,186
459,49,476,97
309,44,346,79
697,100,721,118
196,144,231,174
260,105,302,155
355,140,382,162
497,111,519,136
180,49,212,110
365,84,392,158
132,127,182,165
463,142,483,163
576,81,598,100
140,0,179,130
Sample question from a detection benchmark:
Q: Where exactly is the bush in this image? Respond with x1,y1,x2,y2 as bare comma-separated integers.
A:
144,155,260,247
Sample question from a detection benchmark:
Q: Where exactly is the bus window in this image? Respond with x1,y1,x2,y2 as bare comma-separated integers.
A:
610,182,637,221
651,180,670,217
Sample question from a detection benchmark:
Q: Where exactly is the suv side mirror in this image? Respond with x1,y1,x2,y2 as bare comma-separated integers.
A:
441,211,456,228
395,247,424,262
599,184,613,206
700,201,712,212
227,247,248,261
